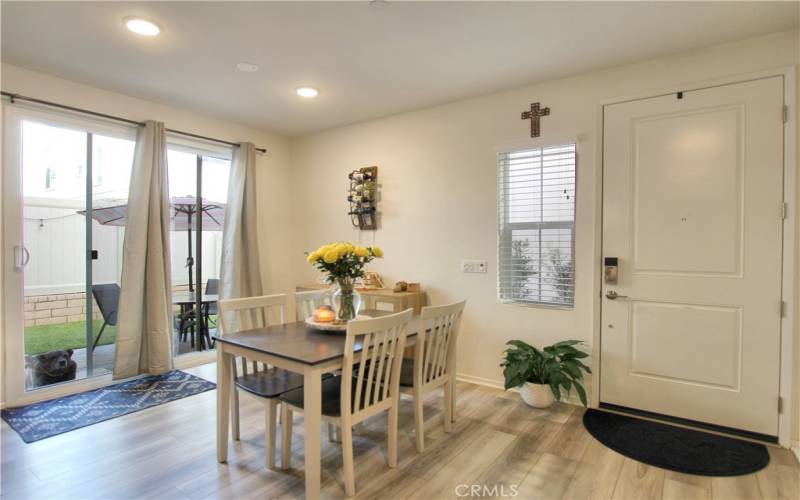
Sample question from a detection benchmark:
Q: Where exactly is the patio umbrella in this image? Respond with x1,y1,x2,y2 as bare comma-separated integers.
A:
78,196,225,292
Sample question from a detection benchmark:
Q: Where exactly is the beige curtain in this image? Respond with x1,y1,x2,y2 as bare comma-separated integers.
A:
113,121,174,379
220,142,264,306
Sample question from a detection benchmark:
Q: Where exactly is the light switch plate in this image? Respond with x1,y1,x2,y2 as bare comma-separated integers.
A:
461,259,488,273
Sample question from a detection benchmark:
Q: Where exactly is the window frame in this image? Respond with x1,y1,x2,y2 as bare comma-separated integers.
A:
497,142,577,309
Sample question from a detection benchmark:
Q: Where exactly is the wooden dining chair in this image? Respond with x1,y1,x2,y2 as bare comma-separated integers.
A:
217,293,305,468
295,289,344,441
294,289,331,321
279,309,413,497
399,300,465,452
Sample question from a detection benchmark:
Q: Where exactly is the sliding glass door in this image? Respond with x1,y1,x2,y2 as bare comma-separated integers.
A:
3,105,231,402
167,145,230,357
21,120,91,389
4,106,134,394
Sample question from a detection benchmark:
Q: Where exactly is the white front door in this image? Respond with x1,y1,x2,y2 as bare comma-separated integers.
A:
600,76,785,437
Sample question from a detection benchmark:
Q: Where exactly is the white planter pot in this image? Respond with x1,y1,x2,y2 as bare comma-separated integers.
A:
519,382,555,408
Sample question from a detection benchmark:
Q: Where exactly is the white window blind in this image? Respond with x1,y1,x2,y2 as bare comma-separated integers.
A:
497,143,576,307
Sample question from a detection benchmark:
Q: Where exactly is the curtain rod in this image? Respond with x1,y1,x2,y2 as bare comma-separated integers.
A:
0,91,267,153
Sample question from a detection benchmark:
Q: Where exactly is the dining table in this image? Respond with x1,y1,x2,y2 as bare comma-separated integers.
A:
214,309,453,499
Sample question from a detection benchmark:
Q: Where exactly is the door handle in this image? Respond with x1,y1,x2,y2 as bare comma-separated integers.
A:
605,290,628,300
14,244,30,270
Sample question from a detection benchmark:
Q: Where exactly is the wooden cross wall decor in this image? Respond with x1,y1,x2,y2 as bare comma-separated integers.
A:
521,102,550,137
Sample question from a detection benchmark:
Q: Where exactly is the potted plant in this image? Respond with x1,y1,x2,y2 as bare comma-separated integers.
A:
306,242,383,323
500,340,591,408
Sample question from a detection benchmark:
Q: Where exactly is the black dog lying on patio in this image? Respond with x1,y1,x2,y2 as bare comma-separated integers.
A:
25,349,77,387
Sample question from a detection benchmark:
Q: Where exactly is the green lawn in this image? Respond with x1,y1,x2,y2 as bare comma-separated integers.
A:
25,320,116,355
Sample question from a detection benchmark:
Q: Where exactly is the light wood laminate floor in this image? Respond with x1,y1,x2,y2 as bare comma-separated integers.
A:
1,363,798,499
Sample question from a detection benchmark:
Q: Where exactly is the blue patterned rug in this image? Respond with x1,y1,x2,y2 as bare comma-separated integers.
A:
1,370,215,443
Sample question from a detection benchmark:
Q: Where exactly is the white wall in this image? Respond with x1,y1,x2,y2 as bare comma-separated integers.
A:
289,31,799,438
0,63,294,403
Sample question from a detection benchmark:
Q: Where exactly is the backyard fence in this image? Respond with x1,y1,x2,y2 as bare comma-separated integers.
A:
23,200,222,326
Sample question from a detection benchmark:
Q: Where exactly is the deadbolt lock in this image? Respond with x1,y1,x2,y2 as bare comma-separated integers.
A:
604,257,618,284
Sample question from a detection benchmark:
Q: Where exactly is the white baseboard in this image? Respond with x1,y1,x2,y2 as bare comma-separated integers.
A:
456,372,504,390
455,372,588,408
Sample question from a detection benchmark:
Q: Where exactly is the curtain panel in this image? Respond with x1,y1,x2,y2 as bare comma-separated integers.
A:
113,121,174,378
220,143,264,312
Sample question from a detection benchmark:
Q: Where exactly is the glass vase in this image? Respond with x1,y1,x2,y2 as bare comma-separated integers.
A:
332,278,362,323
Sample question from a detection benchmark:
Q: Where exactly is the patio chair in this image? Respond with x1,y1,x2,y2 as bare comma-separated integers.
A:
205,278,219,323
91,284,120,352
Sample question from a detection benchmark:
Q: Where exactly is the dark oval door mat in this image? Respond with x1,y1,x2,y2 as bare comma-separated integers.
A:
583,408,769,476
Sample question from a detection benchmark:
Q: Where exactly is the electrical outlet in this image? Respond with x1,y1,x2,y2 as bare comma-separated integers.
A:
461,259,488,273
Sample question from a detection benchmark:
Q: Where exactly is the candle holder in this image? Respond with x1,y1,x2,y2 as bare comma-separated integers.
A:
312,305,336,323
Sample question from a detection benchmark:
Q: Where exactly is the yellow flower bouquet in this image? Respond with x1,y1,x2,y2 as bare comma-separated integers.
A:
306,242,383,322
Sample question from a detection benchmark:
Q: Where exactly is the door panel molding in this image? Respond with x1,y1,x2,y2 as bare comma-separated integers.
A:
593,67,797,447
628,300,742,391
631,104,746,277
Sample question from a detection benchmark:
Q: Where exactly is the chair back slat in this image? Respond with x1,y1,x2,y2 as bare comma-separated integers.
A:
374,330,391,402
294,290,331,321
417,300,465,387
342,309,412,417
351,332,370,413
432,314,451,379
219,294,285,333
218,294,287,374
363,331,379,409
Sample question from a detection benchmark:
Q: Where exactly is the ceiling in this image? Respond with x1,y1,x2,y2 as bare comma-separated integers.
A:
2,2,797,136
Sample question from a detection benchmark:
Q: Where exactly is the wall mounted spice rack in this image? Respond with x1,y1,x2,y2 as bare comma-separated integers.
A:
348,166,378,230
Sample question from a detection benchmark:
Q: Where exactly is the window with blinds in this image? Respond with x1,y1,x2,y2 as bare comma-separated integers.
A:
497,143,576,307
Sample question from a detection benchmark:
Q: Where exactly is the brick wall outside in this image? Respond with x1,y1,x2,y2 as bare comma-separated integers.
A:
24,284,208,327
24,292,102,327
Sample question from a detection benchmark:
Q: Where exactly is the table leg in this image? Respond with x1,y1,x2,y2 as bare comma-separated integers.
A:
217,347,232,463
178,305,185,342
188,305,196,349
303,367,323,499
199,304,207,351
204,304,213,348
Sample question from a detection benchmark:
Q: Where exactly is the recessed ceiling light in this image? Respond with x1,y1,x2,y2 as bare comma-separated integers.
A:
125,17,160,36
236,62,259,73
296,87,319,98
